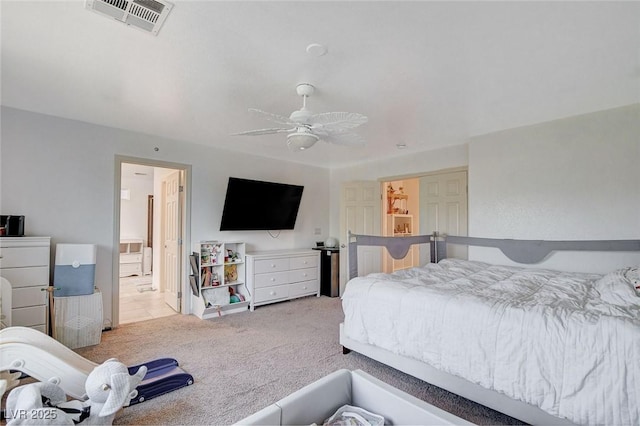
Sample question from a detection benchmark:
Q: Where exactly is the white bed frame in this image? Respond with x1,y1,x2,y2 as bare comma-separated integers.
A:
341,233,640,425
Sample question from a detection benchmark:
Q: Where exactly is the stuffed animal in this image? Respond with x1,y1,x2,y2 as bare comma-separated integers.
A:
5,359,147,425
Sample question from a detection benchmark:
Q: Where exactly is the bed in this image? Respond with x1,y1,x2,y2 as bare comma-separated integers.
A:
340,233,640,425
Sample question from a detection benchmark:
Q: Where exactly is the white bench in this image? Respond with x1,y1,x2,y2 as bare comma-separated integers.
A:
235,369,473,425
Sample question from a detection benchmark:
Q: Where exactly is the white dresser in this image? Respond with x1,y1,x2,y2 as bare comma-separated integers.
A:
119,239,143,277
246,249,320,311
0,236,51,333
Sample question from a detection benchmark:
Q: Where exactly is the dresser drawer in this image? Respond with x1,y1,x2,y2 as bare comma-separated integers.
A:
254,258,289,274
0,246,49,268
254,284,289,303
1,266,49,288
120,253,143,264
290,255,318,270
289,280,319,298
254,271,289,288
289,267,318,283
13,305,46,327
120,263,142,276
13,286,47,308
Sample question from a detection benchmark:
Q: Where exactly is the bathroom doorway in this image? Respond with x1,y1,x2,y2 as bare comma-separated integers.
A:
113,157,190,327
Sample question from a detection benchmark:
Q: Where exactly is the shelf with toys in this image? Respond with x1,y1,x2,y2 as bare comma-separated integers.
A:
190,241,249,319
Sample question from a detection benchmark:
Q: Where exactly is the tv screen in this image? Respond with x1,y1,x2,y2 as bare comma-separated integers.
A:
220,177,304,231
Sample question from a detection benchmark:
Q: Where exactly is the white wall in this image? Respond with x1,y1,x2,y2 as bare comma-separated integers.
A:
328,104,639,279
2,104,638,324
0,107,330,327
120,165,153,243
468,104,640,272
329,143,469,241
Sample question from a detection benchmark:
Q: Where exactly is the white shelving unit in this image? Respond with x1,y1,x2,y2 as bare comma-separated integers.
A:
387,214,413,236
191,241,249,319
385,214,418,272
119,239,143,277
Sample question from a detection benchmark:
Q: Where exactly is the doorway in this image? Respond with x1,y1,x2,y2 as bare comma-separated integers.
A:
340,169,468,286
382,178,420,272
380,170,468,270
113,157,191,327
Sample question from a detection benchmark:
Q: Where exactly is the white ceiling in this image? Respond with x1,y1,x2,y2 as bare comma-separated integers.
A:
2,1,639,168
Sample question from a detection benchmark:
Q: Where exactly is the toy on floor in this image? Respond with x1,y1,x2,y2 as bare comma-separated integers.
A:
0,326,193,404
5,359,146,425
127,358,193,404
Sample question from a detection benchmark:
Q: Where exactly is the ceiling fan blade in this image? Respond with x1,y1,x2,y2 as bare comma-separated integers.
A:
321,131,366,147
308,112,368,131
249,108,297,126
232,127,294,136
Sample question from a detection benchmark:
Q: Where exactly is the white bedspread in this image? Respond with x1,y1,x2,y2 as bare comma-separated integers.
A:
342,259,640,425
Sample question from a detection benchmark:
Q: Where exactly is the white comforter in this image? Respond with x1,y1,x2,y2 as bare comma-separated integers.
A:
342,259,640,425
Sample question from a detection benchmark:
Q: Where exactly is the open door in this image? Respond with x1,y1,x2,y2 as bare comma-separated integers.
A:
161,170,182,311
339,181,382,295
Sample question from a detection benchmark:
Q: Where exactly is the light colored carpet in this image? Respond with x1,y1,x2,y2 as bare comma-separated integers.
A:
76,296,521,425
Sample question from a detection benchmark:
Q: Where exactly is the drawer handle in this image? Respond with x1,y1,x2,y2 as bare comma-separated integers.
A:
302,273,307,277
303,260,307,264
302,286,307,290
271,264,276,268
269,291,276,296
270,278,275,282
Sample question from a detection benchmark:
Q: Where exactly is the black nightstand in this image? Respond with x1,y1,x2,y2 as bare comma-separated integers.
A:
312,247,340,297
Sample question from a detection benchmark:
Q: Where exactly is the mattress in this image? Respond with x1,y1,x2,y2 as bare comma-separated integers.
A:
342,259,640,425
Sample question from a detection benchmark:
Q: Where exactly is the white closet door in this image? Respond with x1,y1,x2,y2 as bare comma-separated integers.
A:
419,171,468,263
340,181,382,294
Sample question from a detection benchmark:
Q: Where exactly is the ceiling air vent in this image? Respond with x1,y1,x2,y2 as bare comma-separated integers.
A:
85,0,174,36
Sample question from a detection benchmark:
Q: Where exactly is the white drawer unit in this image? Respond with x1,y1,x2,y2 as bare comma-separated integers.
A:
119,239,143,277
0,236,51,332
246,249,320,311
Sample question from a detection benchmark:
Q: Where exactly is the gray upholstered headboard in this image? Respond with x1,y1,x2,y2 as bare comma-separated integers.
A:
348,232,640,280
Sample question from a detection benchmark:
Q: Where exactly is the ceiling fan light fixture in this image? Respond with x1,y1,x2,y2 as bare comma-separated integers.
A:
287,132,319,151
234,83,367,151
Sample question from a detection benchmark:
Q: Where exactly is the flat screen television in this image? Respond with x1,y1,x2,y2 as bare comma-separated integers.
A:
220,177,304,231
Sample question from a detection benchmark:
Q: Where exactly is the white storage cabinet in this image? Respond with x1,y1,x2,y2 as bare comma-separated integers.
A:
191,241,249,319
246,249,320,311
0,237,51,333
119,239,143,277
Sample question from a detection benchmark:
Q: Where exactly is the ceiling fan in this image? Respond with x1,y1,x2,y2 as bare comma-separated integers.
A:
233,83,368,151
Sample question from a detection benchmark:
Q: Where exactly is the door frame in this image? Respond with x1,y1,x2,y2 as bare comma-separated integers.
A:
113,155,192,328
379,166,468,184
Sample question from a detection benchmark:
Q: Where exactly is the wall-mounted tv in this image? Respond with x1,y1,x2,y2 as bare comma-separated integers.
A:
220,177,304,231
